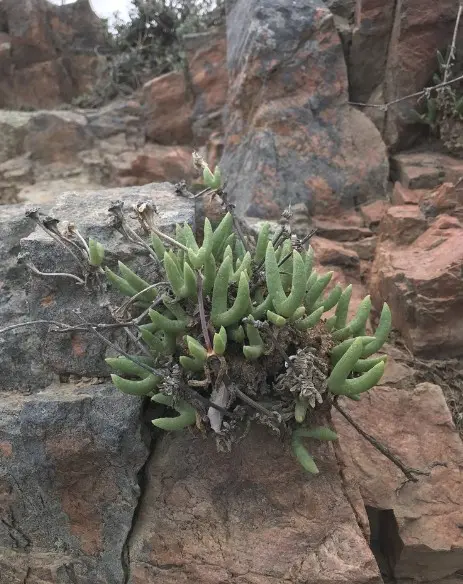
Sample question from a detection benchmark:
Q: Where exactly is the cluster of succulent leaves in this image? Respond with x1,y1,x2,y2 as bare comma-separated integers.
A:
95,169,391,475
411,47,463,133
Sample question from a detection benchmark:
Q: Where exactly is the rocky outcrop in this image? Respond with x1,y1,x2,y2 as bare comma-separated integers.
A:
370,213,463,358
1,178,463,583
0,182,196,582
0,383,148,584
142,26,227,149
344,0,463,149
184,26,228,144
0,105,195,205
143,72,195,146
127,425,382,584
220,0,388,219
0,183,194,391
334,383,463,584
0,0,107,109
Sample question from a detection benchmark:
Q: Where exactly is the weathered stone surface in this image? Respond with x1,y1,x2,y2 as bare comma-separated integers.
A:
359,200,389,230
0,382,148,584
390,181,425,206
311,236,360,274
143,72,194,145
370,215,463,357
86,99,145,145
0,204,57,392
333,383,463,583
347,0,395,104
378,205,427,246
110,144,193,186
184,27,228,144
0,183,194,391
419,182,459,219
23,111,94,164
346,1,463,148
343,236,378,261
313,214,372,241
0,0,108,109
391,152,463,190
0,111,30,165
128,425,381,584
221,0,388,219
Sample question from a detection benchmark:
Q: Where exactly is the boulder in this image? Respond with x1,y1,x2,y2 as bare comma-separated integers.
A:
359,200,389,231
390,151,463,190
333,383,463,583
184,27,228,144
391,181,426,205
0,204,57,392
127,425,382,584
0,383,148,584
370,215,463,357
378,205,427,246
143,72,194,145
313,213,372,241
220,0,388,219
23,111,94,164
110,145,194,187
0,0,108,109
0,183,194,391
419,182,459,219
311,236,361,274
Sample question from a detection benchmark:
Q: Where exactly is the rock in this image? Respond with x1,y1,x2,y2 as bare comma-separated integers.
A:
343,236,378,261
325,0,355,20
23,111,94,164
313,214,372,241
359,200,389,231
0,183,194,391
104,144,194,187
419,182,459,219
0,155,33,204
370,215,463,357
0,204,57,393
311,236,360,274
390,151,463,190
127,425,382,584
347,0,395,104
0,0,108,109
221,0,389,219
0,110,93,166
378,205,427,246
184,27,228,144
86,99,145,146
333,383,463,583
346,1,463,148
143,72,194,145
0,111,30,164
0,382,148,583
391,181,426,205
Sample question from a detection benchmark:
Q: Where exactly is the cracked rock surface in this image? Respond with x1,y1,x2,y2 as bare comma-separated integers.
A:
126,425,382,584
0,383,148,584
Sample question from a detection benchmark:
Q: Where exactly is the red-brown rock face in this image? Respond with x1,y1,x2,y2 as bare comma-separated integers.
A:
127,425,382,584
334,383,463,583
370,214,463,357
347,0,463,149
0,0,107,108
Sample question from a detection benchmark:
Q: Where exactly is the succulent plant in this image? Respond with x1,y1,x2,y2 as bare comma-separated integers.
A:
103,199,391,474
